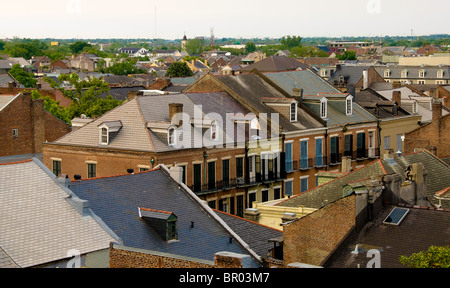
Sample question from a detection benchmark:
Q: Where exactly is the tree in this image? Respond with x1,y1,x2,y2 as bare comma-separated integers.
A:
9,64,37,88
69,41,92,54
44,73,123,119
30,90,71,123
399,245,450,268
184,38,205,55
165,62,194,78
3,39,48,59
336,50,357,60
280,36,303,50
104,59,146,75
245,42,257,53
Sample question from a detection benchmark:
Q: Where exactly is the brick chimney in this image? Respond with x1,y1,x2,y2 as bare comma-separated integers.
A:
443,97,449,108
392,91,401,107
169,103,183,126
292,88,303,103
432,101,442,124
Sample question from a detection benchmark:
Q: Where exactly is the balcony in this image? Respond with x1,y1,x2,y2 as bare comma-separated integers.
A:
329,153,342,165
189,174,285,195
299,158,313,170
314,156,328,168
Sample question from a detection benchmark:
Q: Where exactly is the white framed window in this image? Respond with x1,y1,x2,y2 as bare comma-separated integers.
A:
384,69,391,78
412,101,418,114
290,101,297,122
437,69,444,78
168,127,176,146
12,128,19,138
417,80,425,84
401,70,408,78
346,95,353,116
100,128,108,144
320,98,328,119
419,70,426,78
320,69,327,77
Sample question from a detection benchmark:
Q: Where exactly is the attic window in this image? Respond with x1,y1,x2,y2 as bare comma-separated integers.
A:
98,121,123,145
346,95,353,116
290,101,297,122
401,70,408,78
437,69,444,78
384,69,391,78
383,207,409,226
139,208,178,241
168,127,176,146
320,98,328,119
419,70,426,78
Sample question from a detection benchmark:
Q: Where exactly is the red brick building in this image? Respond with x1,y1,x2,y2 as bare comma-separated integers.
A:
0,92,71,157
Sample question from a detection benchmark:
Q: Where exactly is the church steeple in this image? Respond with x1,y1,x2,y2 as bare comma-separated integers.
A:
181,33,187,51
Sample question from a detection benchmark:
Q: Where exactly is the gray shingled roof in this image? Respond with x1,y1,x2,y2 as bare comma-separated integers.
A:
214,210,282,258
240,56,308,72
0,159,117,268
326,204,450,268
68,167,261,265
263,70,340,95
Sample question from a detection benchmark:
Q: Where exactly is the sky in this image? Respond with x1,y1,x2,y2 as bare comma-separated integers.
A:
1,0,449,39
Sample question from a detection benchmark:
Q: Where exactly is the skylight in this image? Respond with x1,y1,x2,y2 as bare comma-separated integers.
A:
383,207,409,226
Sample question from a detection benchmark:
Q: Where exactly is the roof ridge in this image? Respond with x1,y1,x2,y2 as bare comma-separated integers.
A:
275,159,385,206
213,209,282,232
70,166,161,182
0,159,33,166
139,207,173,214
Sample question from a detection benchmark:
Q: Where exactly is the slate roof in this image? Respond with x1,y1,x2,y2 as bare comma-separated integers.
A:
385,150,450,209
0,159,117,268
0,94,18,111
328,66,372,86
68,167,261,265
326,204,450,268
301,93,378,126
215,73,324,132
276,150,450,210
54,98,154,152
214,210,282,258
373,66,450,80
240,56,308,72
277,159,390,209
263,70,340,95
355,89,411,119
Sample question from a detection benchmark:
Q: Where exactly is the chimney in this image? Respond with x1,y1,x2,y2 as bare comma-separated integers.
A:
392,91,401,107
8,81,16,89
432,101,442,123
244,208,260,222
363,70,369,90
341,156,352,173
169,103,183,126
443,97,449,108
292,88,303,103
127,90,143,101
169,164,183,184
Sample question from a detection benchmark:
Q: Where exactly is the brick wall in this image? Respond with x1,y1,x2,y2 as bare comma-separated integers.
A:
110,246,214,268
282,195,356,266
0,93,71,157
404,105,450,157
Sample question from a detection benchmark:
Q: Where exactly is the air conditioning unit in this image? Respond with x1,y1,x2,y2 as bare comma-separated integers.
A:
236,177,245,185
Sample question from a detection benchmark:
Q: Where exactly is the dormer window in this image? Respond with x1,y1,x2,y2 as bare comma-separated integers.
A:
168,127,176,147
346,95,353,116
401,69,408,78
384,69,391,78
138,208,177,241
320,98,328,119
419,70,426,78
290,101,298,122
437,69,444,78
98,121,123,145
